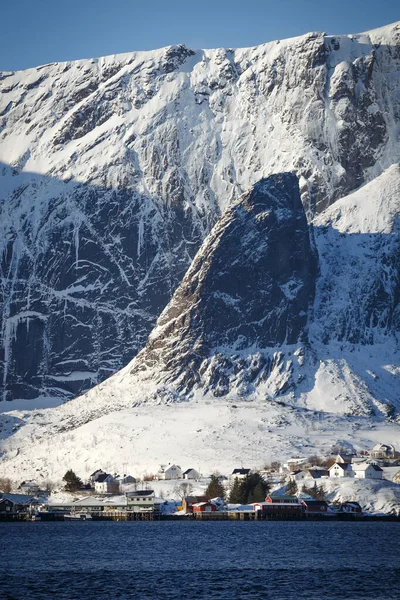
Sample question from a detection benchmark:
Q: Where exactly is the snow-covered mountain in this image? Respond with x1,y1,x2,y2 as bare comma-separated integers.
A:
0,166,399,481
1,22,400,403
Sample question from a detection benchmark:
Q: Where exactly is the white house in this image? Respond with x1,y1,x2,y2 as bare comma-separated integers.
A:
94,474,117,493
370,443,395,459
329,462,383,480
285,458,308,472
19,481,40,495
158,465,183,480
289,470,308,482
230,468,251,482
329,463,353,478
335,453,357,464
125,490,155,511
352,463,383,480
183,468,200,480
89,469,106,485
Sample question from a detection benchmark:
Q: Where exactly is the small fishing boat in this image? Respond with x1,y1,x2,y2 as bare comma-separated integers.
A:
64,512,92,521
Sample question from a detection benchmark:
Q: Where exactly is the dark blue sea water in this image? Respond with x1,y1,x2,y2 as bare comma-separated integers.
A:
0,521,399,599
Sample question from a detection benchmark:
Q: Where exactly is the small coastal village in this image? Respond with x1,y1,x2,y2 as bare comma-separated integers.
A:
1,443,400,522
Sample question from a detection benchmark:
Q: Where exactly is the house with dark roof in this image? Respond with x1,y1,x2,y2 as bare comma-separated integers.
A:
352,463,383,479
329,461,383,479
335,452,357,464
125,490,155,511
307,469,329,479
94,474,117,493
301,499,329,513
289,470,307,482
329,463,353,478
18,481,40,495
182,496,208,513
230,468,251,482
342,501,362,514
0,494,38,514
89,469,106,485
183,468,200,480
0,498,14,514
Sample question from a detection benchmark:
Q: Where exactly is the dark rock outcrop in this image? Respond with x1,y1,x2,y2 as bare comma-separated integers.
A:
132,173,317,394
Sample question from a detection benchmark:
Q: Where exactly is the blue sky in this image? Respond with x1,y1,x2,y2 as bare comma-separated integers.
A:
1,0,399,70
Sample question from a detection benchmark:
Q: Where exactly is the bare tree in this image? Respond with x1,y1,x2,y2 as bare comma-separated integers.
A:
0,477,13,493
172,481,194,499
43,480,56,493
270,461,281,472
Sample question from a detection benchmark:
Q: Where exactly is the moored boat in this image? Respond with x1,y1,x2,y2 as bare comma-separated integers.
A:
64,513,93,521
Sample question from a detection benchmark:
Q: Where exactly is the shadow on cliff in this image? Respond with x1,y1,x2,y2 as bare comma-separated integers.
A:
0,160,210,402
0,162,399,420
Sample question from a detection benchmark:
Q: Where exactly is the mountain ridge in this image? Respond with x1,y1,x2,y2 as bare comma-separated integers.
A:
1,20,400,404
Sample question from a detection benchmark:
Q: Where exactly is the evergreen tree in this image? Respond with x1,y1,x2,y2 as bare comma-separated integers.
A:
286,479,298,496
205,474,226,500
247,490,256,504
252,481,267,502
317,485,326,501
62,469,83,492
228,478,243,503
229,472,270,504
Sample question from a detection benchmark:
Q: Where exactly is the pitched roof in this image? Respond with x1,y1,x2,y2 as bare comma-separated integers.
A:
126,490,154,497
183,469,197,475
232,468,251,475
1,493,36,505
301,500,329,507
307,469,329,478
372,443,395,453
268,494,298,501
330,462,351,470
352,463,382,472
95,473,112,483
90,469,104,477
183,495,208,503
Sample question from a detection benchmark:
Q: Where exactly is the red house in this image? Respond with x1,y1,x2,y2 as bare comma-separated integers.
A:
182,496,208,513
253,502,303,516
342,501,362,514
266,494,298,504
301,499,329,513
192,501,217,513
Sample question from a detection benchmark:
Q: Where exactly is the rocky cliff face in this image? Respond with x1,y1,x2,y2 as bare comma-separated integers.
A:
1,22,400,402
131,173,317,397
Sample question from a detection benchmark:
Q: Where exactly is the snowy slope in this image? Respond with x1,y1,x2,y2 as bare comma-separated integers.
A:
0,169,399,481
1,22,400,402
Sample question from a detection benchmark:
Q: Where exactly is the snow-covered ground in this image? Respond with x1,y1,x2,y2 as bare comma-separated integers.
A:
0,391,399,483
